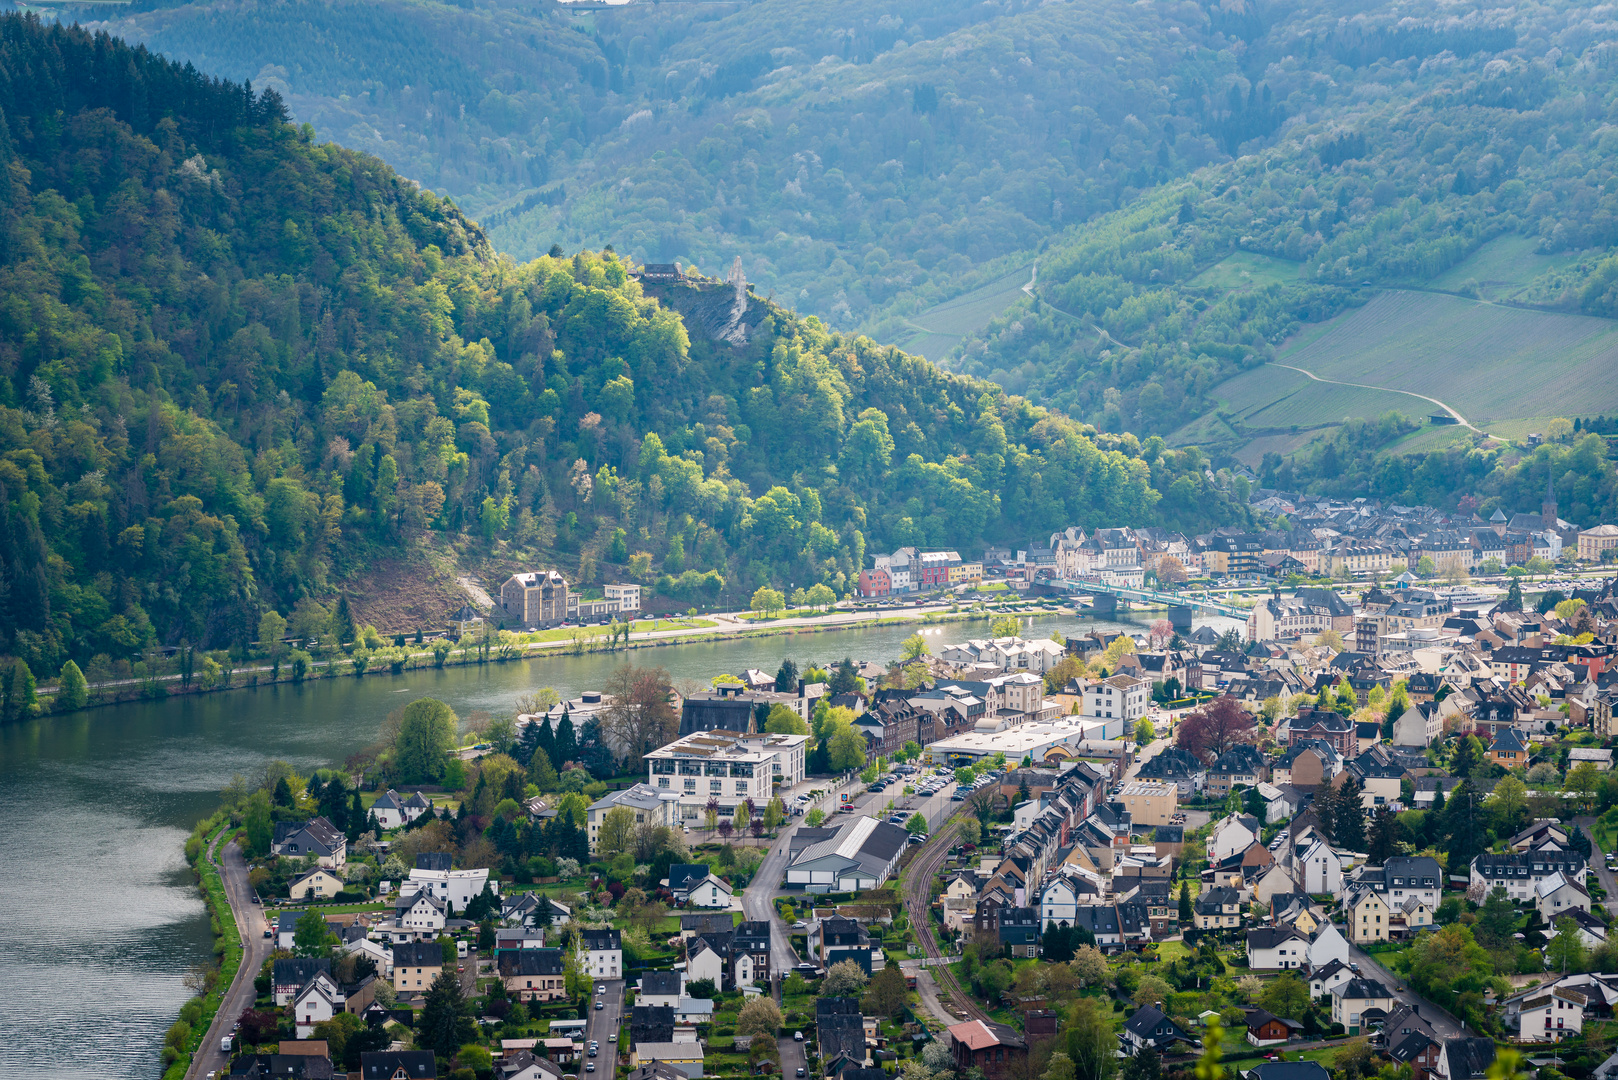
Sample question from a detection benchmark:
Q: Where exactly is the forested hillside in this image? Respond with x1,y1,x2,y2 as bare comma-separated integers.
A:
0,16,1246,691
950,0,1618,436
92,0,1280,331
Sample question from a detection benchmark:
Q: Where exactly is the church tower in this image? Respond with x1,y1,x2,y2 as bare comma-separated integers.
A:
1543,471,1558,527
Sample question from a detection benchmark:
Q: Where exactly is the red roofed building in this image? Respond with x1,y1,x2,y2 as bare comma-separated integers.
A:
948,1019,1028,1076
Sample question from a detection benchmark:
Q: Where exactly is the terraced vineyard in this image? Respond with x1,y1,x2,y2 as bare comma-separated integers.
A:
897,265,1032,363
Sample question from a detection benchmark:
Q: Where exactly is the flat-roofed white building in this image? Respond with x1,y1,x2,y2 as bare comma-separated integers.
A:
586,783,679,855
924,716,1110,766
647,732,776,823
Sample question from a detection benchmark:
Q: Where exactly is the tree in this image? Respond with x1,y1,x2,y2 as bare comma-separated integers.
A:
1069,945,1108,986
1258,973,1310,1020
243,789,273,856
597,805,636,857
905,812,928,835
418,970,476,1056
823,959,869,997
293,909,335,958
956,817,982,847
1366,806,1399,863
1506,579,1525,610
1043,921,1075,963
827,720,869,772
805,808,826,827
764,703,809,735
751,587,786,616
1175,696,1254,763
1134,718,1155,746
1178,881,1192,924
1133,974,1173,1009
1548,915,1590,974
1490,775,1529,835
862,965,909,1019
332,595,357,650
1474,886,1518,950
902,633,930,661
1449,733,1485,779
56,659,89,711
991,616,1023,638
1313,629,1344,651
737,996,784,1036
1118,1049,1161,1080
1330,777,1366,851
955,767,978,787
1063,996,1116,1080
601,664,680,771
774,659,799,692
395,698,458,783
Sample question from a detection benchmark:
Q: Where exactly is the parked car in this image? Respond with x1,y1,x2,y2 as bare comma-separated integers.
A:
597,984,606,994
794,1032,804,1042
595,1001,604,1010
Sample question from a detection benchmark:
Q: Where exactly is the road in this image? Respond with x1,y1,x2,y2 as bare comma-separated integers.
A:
1573,816,1617,917
585,979,625,1079
1342,940,1465,1039
778,1032,808,1080
187,837,269,1080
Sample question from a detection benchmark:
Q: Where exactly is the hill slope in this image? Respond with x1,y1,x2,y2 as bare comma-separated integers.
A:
0,15,1246,691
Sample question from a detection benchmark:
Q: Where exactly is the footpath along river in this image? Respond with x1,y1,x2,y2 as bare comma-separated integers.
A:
0,609,1238,1078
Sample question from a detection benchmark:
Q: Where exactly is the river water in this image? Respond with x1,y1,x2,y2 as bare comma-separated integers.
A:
0,609,1236,1078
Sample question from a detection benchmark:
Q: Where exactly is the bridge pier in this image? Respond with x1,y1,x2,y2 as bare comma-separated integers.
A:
1168,605,1194,631
1087,593,1118,616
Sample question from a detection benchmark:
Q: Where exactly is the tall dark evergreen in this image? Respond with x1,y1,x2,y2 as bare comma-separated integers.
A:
774,659,798,693
553,715,578,769
417,970,476,1056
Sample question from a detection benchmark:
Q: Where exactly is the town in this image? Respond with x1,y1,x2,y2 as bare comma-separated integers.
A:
179,488,1618,1080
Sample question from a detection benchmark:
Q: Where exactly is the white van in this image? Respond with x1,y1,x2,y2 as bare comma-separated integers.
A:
221,1034,233,1052
457,940,469,958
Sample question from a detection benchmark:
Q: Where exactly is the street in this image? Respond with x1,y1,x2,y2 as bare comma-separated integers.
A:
777,1032,808,1080
186,837,269,1080
1342,940,1465,1038
585,979,625,1079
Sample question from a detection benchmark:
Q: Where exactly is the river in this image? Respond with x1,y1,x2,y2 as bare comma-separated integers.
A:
0,609,1237,1078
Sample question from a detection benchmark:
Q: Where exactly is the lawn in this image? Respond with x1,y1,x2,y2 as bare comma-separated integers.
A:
524,617,716,641
1425,234,1585,303
1187,251,1303,293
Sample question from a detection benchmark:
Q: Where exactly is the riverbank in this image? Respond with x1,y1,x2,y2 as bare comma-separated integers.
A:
19,601,1073,720
165,816,243,1080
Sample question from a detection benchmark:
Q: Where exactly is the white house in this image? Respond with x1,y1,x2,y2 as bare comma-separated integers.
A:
1083,673,1151,737
403,864,495,913
1300,839,1344,897
686,875,734,910
686,937,728,990
1471,850,1588,902
1516,986,1586,1042
291,972,344,1038
1246,927,1308,970
369,790,432,830
638,970,684,1008
1536,872,1593,922
1039,876,1100,928
1307,924,1351,970
580,928,623,980
288,867,345,902
1308,958,1354,1001
1390,702,1443,748
1209,813,1263,864
394,892,448,940
342,935,393,978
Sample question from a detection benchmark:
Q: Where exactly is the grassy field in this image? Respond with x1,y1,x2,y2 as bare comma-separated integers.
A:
896,265,1032,360
1188,250,1302,293
1276,289,1618,425
1210,363,1415,430
1426,234,1584,302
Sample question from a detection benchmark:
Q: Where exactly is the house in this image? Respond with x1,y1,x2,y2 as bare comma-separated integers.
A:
361,1051,438,1079
1308,959,1354,1001
638,971,685,1009
501,1052,566,1080
394,891,448,940
628,1063,690,1080
292,972,345,1038
1244,1008,1301,1047
784,818,908,891
272,817,347,868
499,949,566,1002
1470,850,1588,901
1210,813,1264,863
808,916,877,974
392,942,443,997
1487,727,1529,767
1298,839,1344,897
1332,978,1398,1035
999,906,1041,958
1514,986,1586,1042
631,1004,677,1046
1194,888,1242,931
948,1018,1029,1077
500,570,570,628
1119,1005,1192,1057
589,785,677,857
1307,924,1351,969
580,928,623,980
1437,1038,1496,1080
1344,887,1391,944
685,936,729,990
1246,927,1308,970
273,958,333,1006
1391,702,1443,748
1536,872,1592,922
629,1043,704,1078
369,790,432,830
1354,856,1443,910
1545,908,1609,950
1208,746,1269,797
289,867,346,902
1243,1064,1329,1080
684,874,734,910
1570,747,1616,772
404,859,494,913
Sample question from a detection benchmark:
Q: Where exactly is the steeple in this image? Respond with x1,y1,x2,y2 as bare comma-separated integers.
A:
1543,470,1558,527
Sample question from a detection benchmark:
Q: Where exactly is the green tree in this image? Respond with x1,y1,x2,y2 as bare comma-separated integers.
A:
1506,579,1525,610
1178,881,1192,924
991,616,1022,638
750,587,786,616
258,609,287,659
1258,974,1309,1020
827,720,869,772
395,698,459,783
1063,996,1117,1080
905,813,928,835
862,965,909,1020
243,789,274,856
332,596,357,651
823,959,869,997
293,909,334,958
56,659,89,711
1134,717,1155,746
1548,915,1590,974
1474,886,1518,950
764,704,809,735
418,970,476,1056
901,633,930,661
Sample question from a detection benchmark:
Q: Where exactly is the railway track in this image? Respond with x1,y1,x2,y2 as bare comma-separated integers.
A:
901,817,993,1026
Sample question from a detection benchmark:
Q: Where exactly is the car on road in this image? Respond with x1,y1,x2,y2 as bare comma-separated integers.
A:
797,1070,807,1077
597,984,606,994
791,921,808,930
263,928,272,938
586,1065,596,1073
608,1033,617,1042
794,1031,804,1042
589,1049,598,1057
595,1000,604,1010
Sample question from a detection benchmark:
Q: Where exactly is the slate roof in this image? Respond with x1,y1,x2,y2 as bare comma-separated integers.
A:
641,971,682,997
360,1052,436,1079
1243,1063,1331,1080
392,942,442,968
273,958,332,985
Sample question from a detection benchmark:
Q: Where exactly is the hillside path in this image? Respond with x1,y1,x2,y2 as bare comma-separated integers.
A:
1265,361,1491,436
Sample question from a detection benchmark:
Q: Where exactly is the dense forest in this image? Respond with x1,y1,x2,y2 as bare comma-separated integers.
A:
949,0,1618,431
90,0,1296,330
0,16,1247,694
